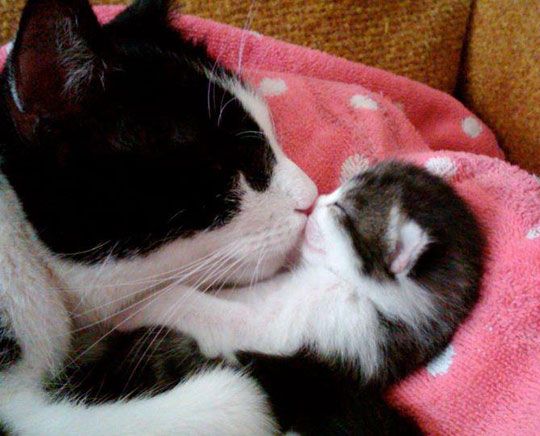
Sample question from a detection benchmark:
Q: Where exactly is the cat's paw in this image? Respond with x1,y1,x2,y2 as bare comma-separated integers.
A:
154,367,277,435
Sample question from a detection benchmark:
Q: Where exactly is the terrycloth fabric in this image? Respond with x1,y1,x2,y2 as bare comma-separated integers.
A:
3,6,539,434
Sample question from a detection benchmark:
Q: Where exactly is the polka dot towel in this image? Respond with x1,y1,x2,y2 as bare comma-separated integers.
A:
4,6,536,435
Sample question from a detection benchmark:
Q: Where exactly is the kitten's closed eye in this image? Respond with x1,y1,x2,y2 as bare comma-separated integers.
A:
331,202,348,216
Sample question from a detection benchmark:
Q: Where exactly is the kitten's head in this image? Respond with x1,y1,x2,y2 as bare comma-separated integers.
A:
0,0,316,283
303,161,484,306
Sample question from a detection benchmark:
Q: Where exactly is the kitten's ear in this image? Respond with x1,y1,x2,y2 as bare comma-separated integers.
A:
386,207,431,276
7,0,104,117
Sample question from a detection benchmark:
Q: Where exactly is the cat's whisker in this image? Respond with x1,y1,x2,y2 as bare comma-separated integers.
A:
56,240,111,257
237,0,258,75
235,130,264,137
70,242,119,312
248,234,269,291
67,243,244,331
68,240,249,366
122,250,252,384
208,253,253,297
66,275,189,366
217,96,237,126
198,252,250,295
81,238,244,290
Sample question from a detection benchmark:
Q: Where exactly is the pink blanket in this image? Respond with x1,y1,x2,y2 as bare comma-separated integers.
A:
4,6,539,434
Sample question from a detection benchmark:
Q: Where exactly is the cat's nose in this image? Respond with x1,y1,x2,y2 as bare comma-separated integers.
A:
294,183,318,215
295,200,316,216
275,157,318,212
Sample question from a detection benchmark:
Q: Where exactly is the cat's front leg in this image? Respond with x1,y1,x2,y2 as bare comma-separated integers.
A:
119,284,267,357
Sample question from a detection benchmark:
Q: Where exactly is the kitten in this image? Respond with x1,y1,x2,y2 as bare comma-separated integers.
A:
0,0,316,433
126,161,485,433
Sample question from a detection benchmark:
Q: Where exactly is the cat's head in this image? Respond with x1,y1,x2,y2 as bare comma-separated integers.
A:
0,0,317,284
302,161,484,306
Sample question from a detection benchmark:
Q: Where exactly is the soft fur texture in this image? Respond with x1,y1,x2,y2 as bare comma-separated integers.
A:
0,0,318,434
124,162,485,433
2,1,537,434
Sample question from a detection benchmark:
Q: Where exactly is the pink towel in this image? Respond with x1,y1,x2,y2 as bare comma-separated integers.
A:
3,6,539,435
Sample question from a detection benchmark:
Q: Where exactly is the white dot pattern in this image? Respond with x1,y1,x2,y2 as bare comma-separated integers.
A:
427,345,455,377
248,30,263,39
258,78,288,97
339,154,370,183
462,116,483,138
526,225,540,240
350,94,379,110
425,157,458,178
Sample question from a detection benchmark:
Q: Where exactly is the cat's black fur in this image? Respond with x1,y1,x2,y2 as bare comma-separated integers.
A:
0,0,275,263
51,327,220,403
58,327,420,435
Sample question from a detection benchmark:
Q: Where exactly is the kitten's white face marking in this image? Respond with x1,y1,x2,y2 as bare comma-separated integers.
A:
301,187,359,283
300,184,437,328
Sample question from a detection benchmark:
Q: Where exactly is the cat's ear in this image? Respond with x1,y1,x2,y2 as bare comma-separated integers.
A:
386,206,431,276
128,0,175,22
110,0,175,32
6,0,104,118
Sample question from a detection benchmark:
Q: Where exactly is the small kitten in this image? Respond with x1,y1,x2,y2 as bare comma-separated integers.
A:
127,161,485,433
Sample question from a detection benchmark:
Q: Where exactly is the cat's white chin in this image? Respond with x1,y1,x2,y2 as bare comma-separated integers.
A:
221,212,309,284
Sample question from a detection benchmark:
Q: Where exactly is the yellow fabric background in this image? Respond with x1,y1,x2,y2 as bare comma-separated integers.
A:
0,0,538,174
459,0,540,174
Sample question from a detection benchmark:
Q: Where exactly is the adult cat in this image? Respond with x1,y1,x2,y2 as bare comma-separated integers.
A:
0,0,315,434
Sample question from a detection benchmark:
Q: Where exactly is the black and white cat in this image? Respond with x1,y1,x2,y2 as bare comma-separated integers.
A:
0,0,316,434
124,161,485,434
